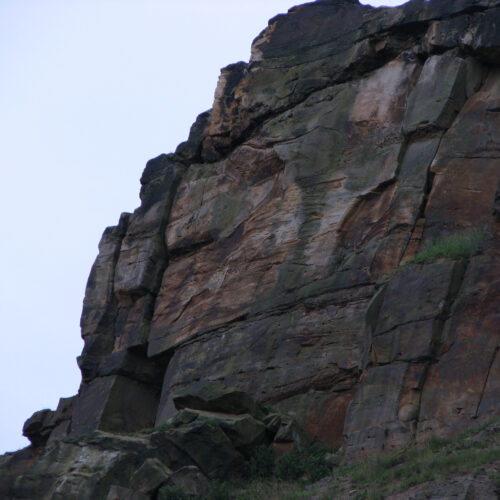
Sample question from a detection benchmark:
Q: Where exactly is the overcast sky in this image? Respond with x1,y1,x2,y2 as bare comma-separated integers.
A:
0,0,408,454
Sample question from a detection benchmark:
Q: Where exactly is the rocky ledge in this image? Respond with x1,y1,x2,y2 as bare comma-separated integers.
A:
1,388,309,499
1,0,499,498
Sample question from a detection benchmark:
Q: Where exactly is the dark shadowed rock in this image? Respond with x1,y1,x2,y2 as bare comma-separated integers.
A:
22,409,56,448
106,485,149,500
162,420,245,480
172,383,268,420
130,458,171,495
164,465,210,497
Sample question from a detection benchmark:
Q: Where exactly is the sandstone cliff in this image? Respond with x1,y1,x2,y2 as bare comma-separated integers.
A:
1,0,499,498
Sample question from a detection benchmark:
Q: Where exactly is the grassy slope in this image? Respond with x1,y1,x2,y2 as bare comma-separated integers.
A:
189,420,499,500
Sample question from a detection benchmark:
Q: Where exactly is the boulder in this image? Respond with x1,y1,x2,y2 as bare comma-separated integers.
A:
162,420,245,480
165,465,210,498
130,458,171,495
172,383,268,420
22,409,56,447
182,409,269,457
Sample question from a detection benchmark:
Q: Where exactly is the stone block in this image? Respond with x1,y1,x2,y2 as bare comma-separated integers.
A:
162,420,245,479
165,465,210,498
403,50,467,134
374,261,464,336
71,375,159,436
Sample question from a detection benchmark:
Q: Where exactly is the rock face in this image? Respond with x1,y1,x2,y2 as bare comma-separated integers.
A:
2,390,304,500
2,0,500,498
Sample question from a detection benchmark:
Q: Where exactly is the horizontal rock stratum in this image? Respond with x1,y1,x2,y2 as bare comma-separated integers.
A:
1,0,499,498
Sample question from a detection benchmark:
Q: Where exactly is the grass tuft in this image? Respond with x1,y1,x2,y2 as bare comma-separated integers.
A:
407,228,485,264
157,485,190,500
337,419,500,499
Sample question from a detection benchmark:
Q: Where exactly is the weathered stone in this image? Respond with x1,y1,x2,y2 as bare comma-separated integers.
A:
156,292,369,426
11,434,148,500
172,383,267,420
385,136,442,235
165,465,210,497
403,50,467,134
46,396,76,444
274,414,309,452
423,16,471,54
97,349,164,384
186,410,268,457
112,155,186,350
0,447,40,500
344,364,409,459
22,409,56,448
263,413,282,434
72,154,186,440
80,213,130,339
149,57,415,359
163,420,245,479
200,0,498,158
3,0,500,495
175,110,211,162
170,409,199,427
344,255,478,459
417,252,500,440
130,458,171,495
478,348,500,418
372,319,438,364
374,261,465,337
460,8,500,64
106,485,149,500
423,70,500,242
275,389,356,450
165,405,269,458
398,364,428,424
114,157,184,297
71,375,160,436
52,396,75,423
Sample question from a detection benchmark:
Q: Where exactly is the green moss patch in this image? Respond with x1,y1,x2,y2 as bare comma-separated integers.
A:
407,228,485,265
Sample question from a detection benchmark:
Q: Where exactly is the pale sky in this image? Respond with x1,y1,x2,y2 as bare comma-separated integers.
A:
0,0,408,454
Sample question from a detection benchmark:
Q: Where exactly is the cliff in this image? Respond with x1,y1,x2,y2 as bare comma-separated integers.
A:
1,0,499,498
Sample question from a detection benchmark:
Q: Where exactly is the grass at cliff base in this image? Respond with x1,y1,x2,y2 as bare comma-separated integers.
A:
322,419,499,499
206,479,313,500
196,419,499,499
335,425,499,499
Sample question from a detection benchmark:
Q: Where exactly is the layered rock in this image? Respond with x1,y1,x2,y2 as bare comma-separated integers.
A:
2,0,500,497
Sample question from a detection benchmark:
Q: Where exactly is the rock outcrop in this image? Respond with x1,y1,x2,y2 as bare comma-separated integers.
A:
2,0,499,498
2,390,305,499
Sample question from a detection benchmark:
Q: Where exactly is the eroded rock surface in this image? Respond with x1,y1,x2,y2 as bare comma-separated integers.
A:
2,0,499,498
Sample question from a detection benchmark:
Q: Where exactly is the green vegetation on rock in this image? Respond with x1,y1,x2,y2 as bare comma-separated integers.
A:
179,444,333,499
274,444,332,483
407,228,485,264
332,419,500,499
246,443,333,483
178,420,499,500
158,485,191,500
206,479,312,500
248,445,275,479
